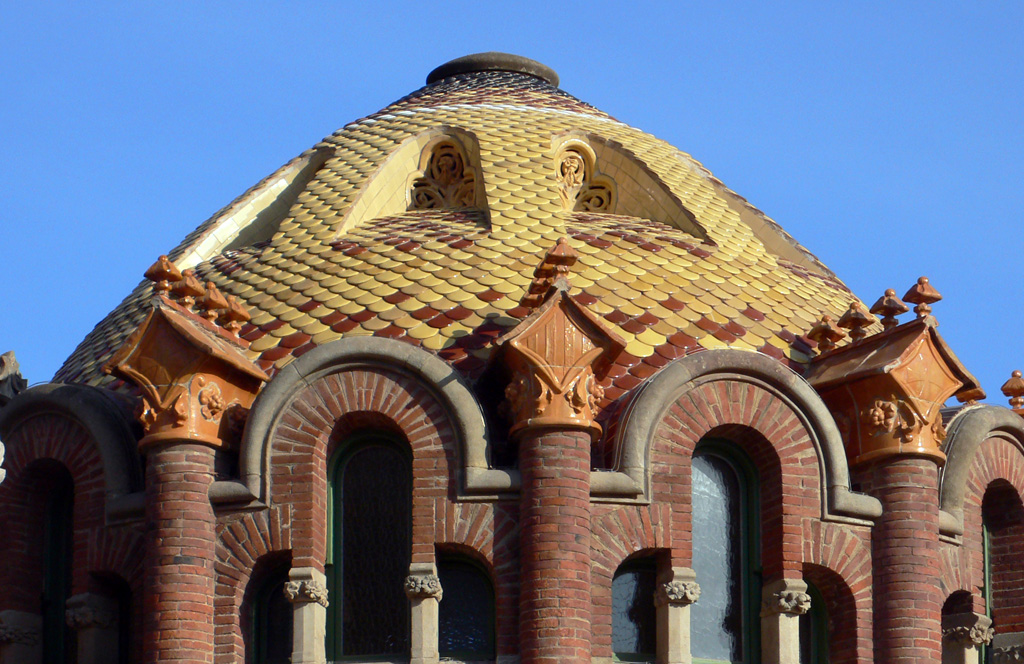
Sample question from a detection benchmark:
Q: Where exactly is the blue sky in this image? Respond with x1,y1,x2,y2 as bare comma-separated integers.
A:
3,2,1023,405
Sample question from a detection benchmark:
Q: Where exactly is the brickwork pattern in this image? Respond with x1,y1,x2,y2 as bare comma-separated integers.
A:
144,444,217,663
214,505,293,664
518,430,592,664
866,457,942,663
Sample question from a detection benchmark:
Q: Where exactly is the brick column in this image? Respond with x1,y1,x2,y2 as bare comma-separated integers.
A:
518,428,592,664
868,457,942,663
143,443,217,663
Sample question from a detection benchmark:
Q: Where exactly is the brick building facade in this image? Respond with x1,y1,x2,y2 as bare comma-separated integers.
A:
2,53,1023,664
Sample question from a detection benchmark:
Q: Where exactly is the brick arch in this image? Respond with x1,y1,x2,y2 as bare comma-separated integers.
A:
650,376,819,578
589,504,672,660
0,413,107,610
802,521,873,664
214,505,293,664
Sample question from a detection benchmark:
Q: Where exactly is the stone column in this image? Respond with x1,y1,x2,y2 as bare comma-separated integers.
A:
942,612,993,664
655,568,700,664
0,609,41,664
144,443,217,663
869,457,943,663
405,563,442,664
760,579,811,664
66,593,120,664
285,567,328,664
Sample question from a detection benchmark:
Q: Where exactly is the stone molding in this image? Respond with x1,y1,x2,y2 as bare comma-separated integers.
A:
405,574,443,601
284,579,329,608
654,580,701,606
940,405,1024,536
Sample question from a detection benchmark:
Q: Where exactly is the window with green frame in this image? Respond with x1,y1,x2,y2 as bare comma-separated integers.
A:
437,555,496,660
326,432,412,660
612,557,658,662
690,441,761,664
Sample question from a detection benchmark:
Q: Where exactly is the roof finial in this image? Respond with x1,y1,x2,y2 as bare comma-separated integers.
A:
144,255,182,294
171,269,206,310
198,281,229,322
903,276,941,323
837,301,877,342
1002,370,1024,411
806,315,846,354
869,288,909,331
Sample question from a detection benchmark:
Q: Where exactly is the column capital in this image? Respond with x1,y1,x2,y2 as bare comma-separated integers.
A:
760,579,811,617
285,568,329,608
655,568,701,607
65,593,117,630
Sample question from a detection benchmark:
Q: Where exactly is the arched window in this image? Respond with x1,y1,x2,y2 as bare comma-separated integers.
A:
690,443,759,664
980,481,1024,664
437,556,495,660
248,562,292,664
39,462,74,664
612,557,657,661
799,581,829,663
326,433,412,659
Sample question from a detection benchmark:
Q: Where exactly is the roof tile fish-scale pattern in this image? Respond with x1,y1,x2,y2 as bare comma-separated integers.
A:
55,70,861,398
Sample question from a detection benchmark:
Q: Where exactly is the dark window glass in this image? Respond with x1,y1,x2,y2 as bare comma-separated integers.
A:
438,558,495,659
612,559,657,660
251,567,292,664
327,438,412,658
41,466,73,664
798,582,829,664
691,452,744,663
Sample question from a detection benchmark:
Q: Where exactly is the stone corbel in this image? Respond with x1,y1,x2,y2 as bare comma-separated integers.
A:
760,579,810,664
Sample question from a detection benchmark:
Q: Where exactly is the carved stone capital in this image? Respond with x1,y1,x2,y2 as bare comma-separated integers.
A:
994,645,1024,663
103,296,267,452
655,580,701,606
0,623,39,646
284,579,329,608
805,318,979,468
405,574,443,601
762,590,812,616
500,242,624,440
64,593,118,630
943,612,994,647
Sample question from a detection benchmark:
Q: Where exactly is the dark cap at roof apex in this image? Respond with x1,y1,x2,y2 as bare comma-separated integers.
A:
426,52,559,87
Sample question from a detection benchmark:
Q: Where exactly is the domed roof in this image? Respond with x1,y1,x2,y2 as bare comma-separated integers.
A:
57,53,860,405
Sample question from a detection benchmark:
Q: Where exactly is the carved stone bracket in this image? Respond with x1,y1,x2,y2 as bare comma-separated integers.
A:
654,580,701,607
284,579,329,608
404,574,443,601
762,590,812,616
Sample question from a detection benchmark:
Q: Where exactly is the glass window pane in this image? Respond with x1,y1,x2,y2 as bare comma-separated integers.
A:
691,453,743,662
438,559,495,658
612,562,657,658
341,443,411,656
